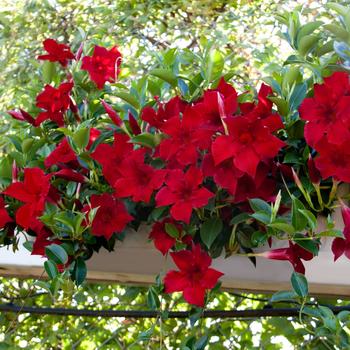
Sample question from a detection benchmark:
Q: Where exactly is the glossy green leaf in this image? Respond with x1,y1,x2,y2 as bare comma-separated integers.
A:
291,271,308,297
200,217,223,249
45,244,68,265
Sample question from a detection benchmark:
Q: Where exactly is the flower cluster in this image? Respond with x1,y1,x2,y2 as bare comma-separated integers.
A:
300,72,350,182
2,38,350,307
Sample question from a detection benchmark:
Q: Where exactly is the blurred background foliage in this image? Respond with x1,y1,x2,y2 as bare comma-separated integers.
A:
1,0,350,349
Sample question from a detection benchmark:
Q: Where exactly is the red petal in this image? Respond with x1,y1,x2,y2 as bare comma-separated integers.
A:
155,187,177,207
332,238,346,261
211,136,237,165
201,268,224,289
170,201,193,223
234,147,260,177
183,285,206,307
170,249,193,271
164,270,188,293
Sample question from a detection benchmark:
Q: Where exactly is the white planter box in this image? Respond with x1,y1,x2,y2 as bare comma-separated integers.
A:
0,206,349,296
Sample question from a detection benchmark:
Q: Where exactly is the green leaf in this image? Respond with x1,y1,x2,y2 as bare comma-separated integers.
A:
251,231,267,246
268,96,289,116
73,258,87,286
289,82,307,111
270,290,298,303
296,22,323,46
291,196,307,231
251,212,271,224
45,244,68,265
269,222,295,234
200,217,223,249
295,237,319,256
147,287,160,310
149,68,177,87
298,209,317,230
207,49,224,82
298,34,319,56
114,91,140,109
249,198,272,214
7,135,22,152
327,3,349,18
42,61,56,83
324,24,350,42
291,271,308,297
72,128,90,149
165,223,180,238
44,260,59,280
23,241,33,253
131,133,163,148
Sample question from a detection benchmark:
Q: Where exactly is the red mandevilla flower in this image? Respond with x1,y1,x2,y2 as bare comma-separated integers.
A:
159,106,213,166
212,115,285,178
37,39,75,67
91,133,133,187
44,138,77,168
3,168,51,230
261,241,314,274
299,72,350,148
193,77,238,131
141,96,185,129
35,82,74,126
332,201,350,261
114,149,166,203
155,167,214,223
164,244,224,306
81,45,122,89
83,193,132,240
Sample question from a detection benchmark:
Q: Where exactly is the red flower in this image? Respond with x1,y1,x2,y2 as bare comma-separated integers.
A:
35,82,74,126
44,138,77,168
114,149,166,203
0,196,12,228
299,72,350,147
37,39,75,67
81,45,122,89
164,244,224,306
155,167,214,223
202,153,242,195
149,219,191,255
101,100,122,126
314,139,350,182
84,193,132,240
91,133,133,186
8,109,36,126
261,241,313,274
193,78,238,131
159,106,213,166
3,168,51,230
332,202,350,261
212,115,285,178
141,96,185,128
